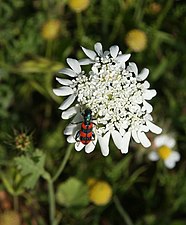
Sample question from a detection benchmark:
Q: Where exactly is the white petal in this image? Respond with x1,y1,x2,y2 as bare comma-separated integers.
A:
142,100,153,113
64,124,78,135
154,135,168,148
111,130,123,149
116,54,131,64
94,42,103,56
53,87,74,96
62,106,78,119
127,62,138,75
138,131,151,148
137,68,149,81
59,68,77,77
132,130,140,143
143,81,150,89
98,132,110,156
146,120,162,134
109,45,119,58
75,142,84,151
56,77,73,85
170,151,180,162
59,94,76,110
85,141,96,153
79,58,94,65
67,135,76,143
71,112,83,123
67,58,81,74
143,89,157,100
139,125,149,132
164,159,175,169
148,151,159,161
81,46,97,60
120,131,131,154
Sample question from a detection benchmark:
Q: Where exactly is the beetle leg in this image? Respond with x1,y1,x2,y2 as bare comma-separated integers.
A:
75,130,80,142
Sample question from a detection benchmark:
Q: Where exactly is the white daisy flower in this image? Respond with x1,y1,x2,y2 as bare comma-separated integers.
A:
148,134,180,169
53,42,162,156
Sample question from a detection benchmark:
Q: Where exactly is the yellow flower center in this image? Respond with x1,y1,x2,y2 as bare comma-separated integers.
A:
68,0,90,13
125,29,147,52
41,19,61,40
158,145,172,160
88,179,112,206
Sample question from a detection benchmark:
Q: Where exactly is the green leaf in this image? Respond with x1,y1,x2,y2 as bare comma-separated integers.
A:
106,155,132,182
14,149,46,189
56,177,89,207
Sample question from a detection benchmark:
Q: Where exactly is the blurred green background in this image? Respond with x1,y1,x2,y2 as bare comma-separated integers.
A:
0,0,186,225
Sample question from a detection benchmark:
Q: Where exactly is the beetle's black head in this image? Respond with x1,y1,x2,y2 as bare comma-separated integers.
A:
83,108,92,124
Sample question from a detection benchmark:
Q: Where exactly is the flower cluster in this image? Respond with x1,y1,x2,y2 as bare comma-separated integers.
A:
53,42,162,156
148,134,180,169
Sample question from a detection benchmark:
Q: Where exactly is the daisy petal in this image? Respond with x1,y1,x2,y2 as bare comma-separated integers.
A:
138,131,151,148
98,132,110,156
148,151,159,161
110,45,119,58
59,94,76,110
62,106,78,119
94,42,103,56
154,135,167,148
146,121,162,134
81,46,97,60
53,87,74,96
85,141,96,153
120,131,131,153
137,68,149,81
75,142,85,151
67,58,81,74
171,151,180,162
116,54,131,64
59,68,77,77
132,130,140,143
67,135,76,143
56,77,73,85
143,89,157,100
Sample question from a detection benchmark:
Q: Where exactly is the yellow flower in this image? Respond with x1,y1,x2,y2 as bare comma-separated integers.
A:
68,0,90,13
41,19,61,40
0,211,20,225
88,178,112,206
125,29,147,52
149,2,161,15
158,145,172,160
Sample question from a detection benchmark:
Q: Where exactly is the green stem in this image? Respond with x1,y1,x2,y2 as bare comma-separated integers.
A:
13,195,19,211
113,195,134,225
52,144,73,182
48,180,55,225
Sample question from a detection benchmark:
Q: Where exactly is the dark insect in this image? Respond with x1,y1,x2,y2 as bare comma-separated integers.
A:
75,108,95,145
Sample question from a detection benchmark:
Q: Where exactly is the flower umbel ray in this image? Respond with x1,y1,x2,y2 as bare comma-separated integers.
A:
53,42,162,156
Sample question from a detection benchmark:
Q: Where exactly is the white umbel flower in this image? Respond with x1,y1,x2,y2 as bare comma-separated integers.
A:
53,42,162,156
148,134,180,169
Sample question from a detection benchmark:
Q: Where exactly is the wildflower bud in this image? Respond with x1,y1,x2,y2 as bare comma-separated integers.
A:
68,0,90,13
41,19,61,40
125,29,147,52
15,132,31,152
0,211,20,225
88,179,112,206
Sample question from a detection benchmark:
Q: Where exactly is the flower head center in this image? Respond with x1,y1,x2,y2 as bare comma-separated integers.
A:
158,145,172,159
